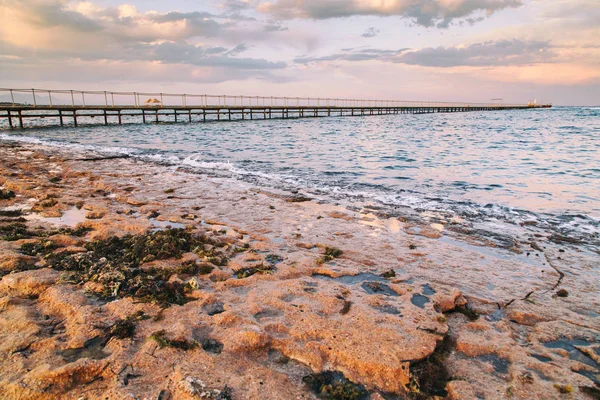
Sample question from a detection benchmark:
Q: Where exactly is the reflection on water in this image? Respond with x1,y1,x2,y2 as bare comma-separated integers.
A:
26,207,87,227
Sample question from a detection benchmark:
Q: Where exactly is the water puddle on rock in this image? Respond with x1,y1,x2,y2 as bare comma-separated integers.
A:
27,207,87,227
374,304,402,315
422,283,436,296
411,294,430,308
438,236,543,268
150,219,187,230
530,354,553,363
478,354,510,375
543,338,599,369
59,336,109,363
313,272,387,285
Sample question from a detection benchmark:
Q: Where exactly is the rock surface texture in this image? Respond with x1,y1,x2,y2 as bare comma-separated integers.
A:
0,143,598,399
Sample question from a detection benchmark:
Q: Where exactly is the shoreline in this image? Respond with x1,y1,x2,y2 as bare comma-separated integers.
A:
0,142,599,399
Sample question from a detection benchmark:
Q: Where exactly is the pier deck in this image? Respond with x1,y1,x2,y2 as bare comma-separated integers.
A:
0,89,551,129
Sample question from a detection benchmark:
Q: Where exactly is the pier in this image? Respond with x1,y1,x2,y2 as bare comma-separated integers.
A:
0,88,551,129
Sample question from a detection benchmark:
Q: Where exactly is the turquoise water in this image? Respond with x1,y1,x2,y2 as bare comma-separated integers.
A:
2,106,599,245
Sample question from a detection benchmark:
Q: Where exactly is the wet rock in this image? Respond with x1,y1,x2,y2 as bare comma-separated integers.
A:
0,268,60,298
85,210,106,219
126,198,148,207
432,289,466,313
0,254,39,273
204,302,225,316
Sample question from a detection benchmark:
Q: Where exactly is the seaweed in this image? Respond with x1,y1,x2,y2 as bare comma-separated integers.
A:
453,305,479,321
317,246,343,265
19,240,59,257
303,371,369,400
0,223,36,241
0,209,22,217
0,189,16,200
234,264,275,279
380,269,396,279
45,228,228,306
408,336,452,399
108,311,149,339
150,330,198,350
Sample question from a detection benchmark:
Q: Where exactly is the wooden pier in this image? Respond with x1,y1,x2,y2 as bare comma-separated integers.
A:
0,89,551,129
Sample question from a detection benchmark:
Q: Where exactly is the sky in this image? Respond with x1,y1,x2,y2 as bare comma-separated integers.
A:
0,0,599,105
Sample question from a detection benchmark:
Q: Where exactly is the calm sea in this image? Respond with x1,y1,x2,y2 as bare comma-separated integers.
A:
2,106,599,246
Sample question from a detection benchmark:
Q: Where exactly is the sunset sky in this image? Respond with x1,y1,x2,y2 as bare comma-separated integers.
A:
1,0,599,105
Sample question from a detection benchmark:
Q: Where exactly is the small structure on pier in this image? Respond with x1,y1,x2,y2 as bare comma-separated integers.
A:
144,98,162,106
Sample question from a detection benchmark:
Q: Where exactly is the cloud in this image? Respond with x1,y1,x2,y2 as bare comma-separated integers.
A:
295,40,556,67
0,0,287,77
294,47,409,64
361,27,380,38
397,40,555,67
264,23,289,31
258,0,523,27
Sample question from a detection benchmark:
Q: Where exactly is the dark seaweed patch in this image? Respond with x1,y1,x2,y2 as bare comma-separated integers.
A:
0,209,23,217
234,264,275,279
0,223,36,241
150,330,198,350
380,269,396,279
408,336,451,399
361,281,398,296
453,305,479,321
201,339,224,354
19,240,59,257
0,189,16,200
317,247,343,265
303,371,369,400
46,228,227,306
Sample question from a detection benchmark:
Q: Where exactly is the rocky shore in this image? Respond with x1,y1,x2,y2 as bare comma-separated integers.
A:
0,142,598,400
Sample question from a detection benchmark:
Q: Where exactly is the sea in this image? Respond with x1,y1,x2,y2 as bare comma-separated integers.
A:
1,106,599,248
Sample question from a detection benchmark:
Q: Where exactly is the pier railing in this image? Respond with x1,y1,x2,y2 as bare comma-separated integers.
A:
0,88,532,109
